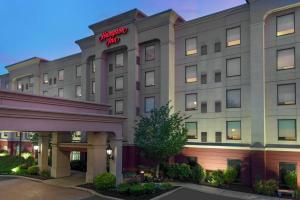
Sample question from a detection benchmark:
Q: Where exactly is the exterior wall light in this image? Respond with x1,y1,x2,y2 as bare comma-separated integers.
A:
106,143,114,160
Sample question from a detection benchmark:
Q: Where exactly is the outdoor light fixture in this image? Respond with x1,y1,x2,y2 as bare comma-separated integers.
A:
33,145,40,153
106,143,114,160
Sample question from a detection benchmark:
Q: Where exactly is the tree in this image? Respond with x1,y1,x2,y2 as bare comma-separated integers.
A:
134,103,188,178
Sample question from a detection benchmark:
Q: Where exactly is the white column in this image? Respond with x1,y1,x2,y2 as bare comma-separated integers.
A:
110,138,123,184
38,132,49,172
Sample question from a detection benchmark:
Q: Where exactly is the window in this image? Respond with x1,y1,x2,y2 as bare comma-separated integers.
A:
58,88,64,98
277,13,295,36
92,81,95,94
29,77,34,85
185,66,197,83
227,121,241,140
201,132,207,142
76,85,82,97
201,102,207,113
25,83,28,90
115,53,124,67
115,76,124,91
109,86,113,95
108,64,113,72
58,70,64,81
278,84,296,105
186,37,197,56
279,163,296,187
91,58,96,73
277,48,295,70
185,122,198,139
227,26,241,47
201,45,207,55
0,132,8,139
201,73,207,84
43,73,49,84
278,119,296,141
115,100,124,114
72,131,81,143
49,78,52,85
215,101,222,113
43,91,48,96
228,159,242,180
215,71,221,83
76,66,82,77
145,97,155,113
227,57,241,77
185,93,198,111
145,71,155,87
215,132,222,143
17,81,22,90
226,89,241,108
215,42,221,52
53,78,57,85
70,151,81,161
145,45,155,61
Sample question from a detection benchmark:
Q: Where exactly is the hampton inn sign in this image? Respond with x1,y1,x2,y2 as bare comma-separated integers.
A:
99,27,128,47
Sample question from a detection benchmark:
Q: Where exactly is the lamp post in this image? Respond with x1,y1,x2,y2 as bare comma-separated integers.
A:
106,143,113,172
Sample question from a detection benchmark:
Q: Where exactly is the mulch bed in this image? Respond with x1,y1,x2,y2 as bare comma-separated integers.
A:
79,183,178,200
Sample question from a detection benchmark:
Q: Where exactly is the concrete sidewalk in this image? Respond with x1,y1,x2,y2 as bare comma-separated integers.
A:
172,182,289,200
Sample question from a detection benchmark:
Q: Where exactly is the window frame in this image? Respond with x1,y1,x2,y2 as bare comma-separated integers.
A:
201,132,207,142
214,71,222,83
76,65,82,77
58,69,64,81
201,72,207,84
185,93,198,111
215,132,222,143
226,89,241,108
277,83,296,106
145,70,155,87
75,85,82,97
201,102,207,113
144,96,155,113
215,42,221,53
115,76,124,91
278,119,297,141
115,99,124,115
185,65,198,83
92,81,95,94
115,53,124,67
145,45,155,61
43,73,49,84
277,47,296,71
226,26,241,47
215,101,222,113
226,121,242,140
276,12,295,37
185,37,198,56
226,57,241,77
185,122,198,139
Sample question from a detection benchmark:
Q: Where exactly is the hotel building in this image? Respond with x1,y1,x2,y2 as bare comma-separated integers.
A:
1,0,300,186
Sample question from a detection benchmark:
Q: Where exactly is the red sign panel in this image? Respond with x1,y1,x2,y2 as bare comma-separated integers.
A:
99,27,128,47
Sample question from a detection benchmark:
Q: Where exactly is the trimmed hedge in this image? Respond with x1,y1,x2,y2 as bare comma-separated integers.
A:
0,156,26,173
94,172,116,191
116,182,173,196
28,166,39,175
254,179,277,196
166,163,205,182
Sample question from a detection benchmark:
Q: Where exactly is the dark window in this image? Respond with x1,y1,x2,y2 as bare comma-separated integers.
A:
136,81,140,90
186,122,198,139
279,163,296,188
201,45,207,55
215,42,221,52
278,119,297,141
136,56,141,65
145,45,155,61
201,73,207,84
136,107,140,116
109,64,113,72
215,101,222,112
109,86,113,95
228,159,242,180
25,84,28,90
215,71,221,83
53,78,57,85
277,84,296,105
226,89,241,108
215,132,222,143
49,78,52,85
201,132,207,142
201,102,207,113
145,97,155,113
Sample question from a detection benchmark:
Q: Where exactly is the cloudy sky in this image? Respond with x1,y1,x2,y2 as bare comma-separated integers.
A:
0,0,245,74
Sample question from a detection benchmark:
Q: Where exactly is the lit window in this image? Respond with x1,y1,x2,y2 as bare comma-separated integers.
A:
145,45,155,61
185,93,198,111
145,97,155,113
186,37,197,56
76,66,82,77
17,81,22,90
185,122,198,139
70,151,81,161
92,81,95,94
277,13,295,36
116,53,124,67
145,71,155,87
115,76,124,91
278,84,296,105
201,132,207,142
226,89,241,108
58,88,64,98
115,100,124,114
277,48,295,70
1,132,8,139
185,66,197,83
72,131,81,142
76,85,82,97
227,26,241,47
278,119,296,141
58,70,64,81
227,57,241,77
227,121,241,140
43,73,49,84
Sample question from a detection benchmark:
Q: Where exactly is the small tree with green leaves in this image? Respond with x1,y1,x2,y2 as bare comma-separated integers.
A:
134,103,188,178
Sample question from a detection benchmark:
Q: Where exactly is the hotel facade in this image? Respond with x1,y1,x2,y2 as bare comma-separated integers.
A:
1,0,300,186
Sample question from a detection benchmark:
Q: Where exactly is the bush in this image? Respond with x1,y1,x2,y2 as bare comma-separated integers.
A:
284,171,297,190
129,184,145,196
159,182,173,190
191,165,205,184
166,164,178,179
177,164,191,181
143,183,156,194
40,170,50,178
207,170,225,187
25,156,35,168
0,156,26,173
144,172,154,182
28,166,39,175
0,149,8,157
224,167,238,184
70,160,86,172
21,152,32,160
254,179,277,196
117,183,130,194
94,172,116,191
296,189,300,200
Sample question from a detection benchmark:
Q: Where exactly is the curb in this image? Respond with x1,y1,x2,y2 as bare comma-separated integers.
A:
150,187,182,200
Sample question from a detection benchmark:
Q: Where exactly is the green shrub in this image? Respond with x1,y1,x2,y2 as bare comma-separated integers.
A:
177,164,192,181
0,149,8,157
117,183,130,194
94,172,116,191
284,171,297,190
166,164,178,179
254,179,277,196
191,165,205,184
144,172,154,182
159,182,173,190
20,152,32,160
40,170,50,178
0,156,26,173
207,170,225,187
129,184,145,196
25,156,35,168
143,183,156,194
28,166,39,175
224,167,238,184
295,189,300,200
70,160,86,172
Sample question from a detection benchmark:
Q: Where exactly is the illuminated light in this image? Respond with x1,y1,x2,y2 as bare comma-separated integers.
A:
99,27,128,47
11,166,20,173
277,29,295,36
227,40,241,47
193,101,197,105
34,145,39,151
187,77,197,83
186,49,197,55
21,152,32,160
0,153,8,157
